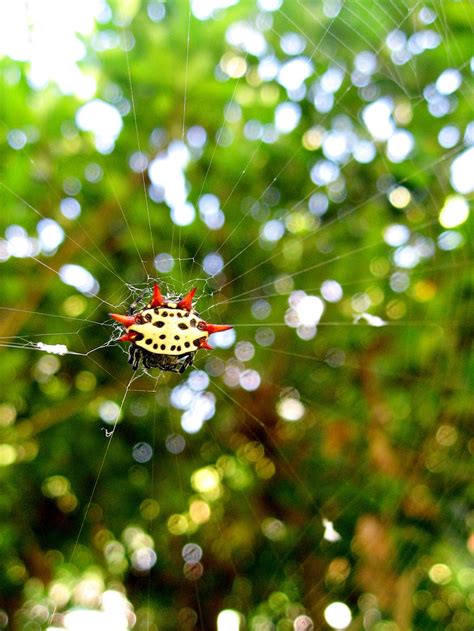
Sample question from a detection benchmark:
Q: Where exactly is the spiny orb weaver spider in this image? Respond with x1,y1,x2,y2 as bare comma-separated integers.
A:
110,283,232,373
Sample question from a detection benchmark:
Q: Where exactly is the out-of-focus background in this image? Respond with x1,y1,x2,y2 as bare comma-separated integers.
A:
0,1,472,630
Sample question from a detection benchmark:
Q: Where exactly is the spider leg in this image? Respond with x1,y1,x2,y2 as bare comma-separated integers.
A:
135,349,143,370
128,345,141,370
179,353,194,374
127,287,148,315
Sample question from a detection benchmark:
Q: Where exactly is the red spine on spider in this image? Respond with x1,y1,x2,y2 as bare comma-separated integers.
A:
109,283,233,373
149,283,165,308
177,287,196,311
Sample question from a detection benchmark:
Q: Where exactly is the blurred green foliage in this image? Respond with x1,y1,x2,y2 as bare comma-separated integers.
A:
0,1,473,630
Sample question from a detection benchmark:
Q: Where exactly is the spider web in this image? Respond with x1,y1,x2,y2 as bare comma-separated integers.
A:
0,1,472,630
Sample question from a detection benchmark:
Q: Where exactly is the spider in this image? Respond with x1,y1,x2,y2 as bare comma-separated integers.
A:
110,283,232,373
